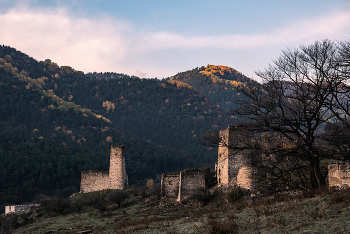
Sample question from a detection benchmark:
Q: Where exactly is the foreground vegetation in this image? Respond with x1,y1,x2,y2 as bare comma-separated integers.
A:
2,187,350,233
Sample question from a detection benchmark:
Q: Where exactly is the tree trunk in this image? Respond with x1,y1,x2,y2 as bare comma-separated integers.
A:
309,156,325,190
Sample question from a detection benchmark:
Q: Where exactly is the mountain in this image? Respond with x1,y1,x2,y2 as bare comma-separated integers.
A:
170,65,258,111
0,46,237,209
0,53,190,206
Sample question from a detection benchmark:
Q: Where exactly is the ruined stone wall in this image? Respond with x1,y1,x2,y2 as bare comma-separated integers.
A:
80,170,110,193
217,125,253,190
161,173,180,197
328,162,350,188
177,169,205,202
80,145,128,193
109,145,128,190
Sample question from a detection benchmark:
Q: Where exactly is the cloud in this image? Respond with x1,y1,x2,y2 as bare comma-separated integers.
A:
134,69,147,78
0,5,349,79
0,6,129,72
137,8,350,51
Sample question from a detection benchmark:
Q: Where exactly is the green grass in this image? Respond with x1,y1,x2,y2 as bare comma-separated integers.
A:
3,188,350,234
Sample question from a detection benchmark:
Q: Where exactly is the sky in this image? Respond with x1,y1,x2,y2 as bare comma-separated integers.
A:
0,0,350,81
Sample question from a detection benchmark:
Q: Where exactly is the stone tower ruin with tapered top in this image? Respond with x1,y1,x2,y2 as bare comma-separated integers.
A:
80,145,128,193
109,145,128,190
216,125,254,190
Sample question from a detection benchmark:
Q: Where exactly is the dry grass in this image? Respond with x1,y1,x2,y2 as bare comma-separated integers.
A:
4,188,350,234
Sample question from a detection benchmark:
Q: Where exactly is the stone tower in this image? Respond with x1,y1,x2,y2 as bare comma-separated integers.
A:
109,145,128,190
216,125,253,190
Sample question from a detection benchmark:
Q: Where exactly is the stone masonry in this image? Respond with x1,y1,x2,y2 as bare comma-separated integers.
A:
161,169,205,202
161,173,180,197
177,169,205,202
328,162,350,188
80,170,110,193
216,125,254,190
109,145,129,190
80,145,128,193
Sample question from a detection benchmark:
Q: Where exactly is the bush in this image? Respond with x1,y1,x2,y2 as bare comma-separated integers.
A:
139,187,148,200
87,193,107,212
130,186,139,197
201,167,217,189
0,214,19,234
150,184,162,200
146,179,154,189
107,190,130,208
195,215,239,234
190,188,215,205
227,187,245,202
70,200,85,213
329,188,350,205
40,197,71,214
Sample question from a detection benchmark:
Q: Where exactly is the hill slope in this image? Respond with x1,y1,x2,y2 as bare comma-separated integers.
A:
5,188,350,234
0,56,191,206
170,65,258,111
0,46,236,209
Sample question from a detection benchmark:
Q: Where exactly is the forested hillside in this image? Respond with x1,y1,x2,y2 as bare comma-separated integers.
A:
0,46,236,210
170,65,258,111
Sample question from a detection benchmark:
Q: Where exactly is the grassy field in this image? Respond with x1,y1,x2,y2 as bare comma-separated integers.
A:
2,188,350,234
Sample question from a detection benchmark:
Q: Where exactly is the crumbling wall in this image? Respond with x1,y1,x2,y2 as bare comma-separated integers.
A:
161,173,180,197
177,169,205,202
80,170,110,193
80,145,128,193
217,125,253,190
328,162,350,188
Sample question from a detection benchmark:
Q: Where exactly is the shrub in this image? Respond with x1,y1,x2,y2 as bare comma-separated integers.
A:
329,188,350,205
309,207,324,220
130,185,139,197
191,189,215,205
70,200,85,213
195,215,239,234
252,204,272,217
139,187,148,200
201,167,217,189
40,197,71,214
107,190,130,208
87,192,107,212
227,187,244,202
0,214,19,234
146,179,154,189
150,184,162,200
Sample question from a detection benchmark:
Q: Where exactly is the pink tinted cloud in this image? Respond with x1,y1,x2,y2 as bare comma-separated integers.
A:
0,7,128,72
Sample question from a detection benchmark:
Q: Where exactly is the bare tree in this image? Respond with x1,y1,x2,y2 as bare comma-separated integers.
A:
200,124,311,192
229,39,349,191
327,40,350,127
338,39,350,68
200,39,350,192
320,39,350,159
